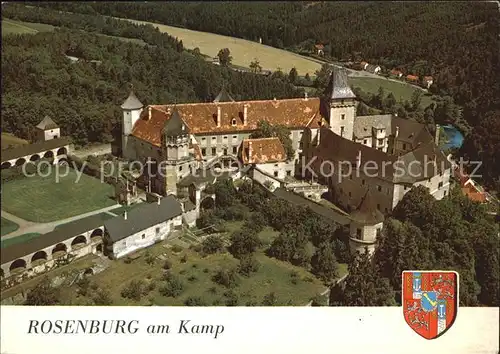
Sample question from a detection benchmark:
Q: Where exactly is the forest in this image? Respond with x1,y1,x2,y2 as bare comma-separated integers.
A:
1,4,303,146
25,1,498,192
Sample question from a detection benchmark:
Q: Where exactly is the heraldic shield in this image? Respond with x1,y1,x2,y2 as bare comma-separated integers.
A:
402,271,459,340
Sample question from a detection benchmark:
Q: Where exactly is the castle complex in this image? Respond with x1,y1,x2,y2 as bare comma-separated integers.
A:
121,67,451,253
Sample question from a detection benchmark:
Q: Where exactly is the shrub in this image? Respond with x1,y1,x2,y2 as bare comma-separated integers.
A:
145,252,156,265
121,280,146,301
237,254,260,276
208,286,218,294
163,260,172,270
203,267,210,273
201,235,225,255
212,268,239,288
190,243,202,253
262,292,278,306
180,254,188,263
224,290,239,306
187,275,198,282
159,274,185,298
146,282,156,292
171,245,183,253
76,277,91,297
93,289,113,305
229,229,261,258
184,296,207,306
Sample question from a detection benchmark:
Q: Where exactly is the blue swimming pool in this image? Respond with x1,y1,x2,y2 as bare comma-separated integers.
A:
440,124,464,150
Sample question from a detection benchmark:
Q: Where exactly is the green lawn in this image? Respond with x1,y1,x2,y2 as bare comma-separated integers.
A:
1,233,41,248
59,218,347,306
1,217,19,236
108,203,144,216
1,133,29,150
349,77,435,108
1,18,54,36
1,168,116,222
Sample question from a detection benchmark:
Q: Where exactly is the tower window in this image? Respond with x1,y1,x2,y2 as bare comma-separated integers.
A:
232,146,237,154
377,185,382,192
341,114,345,120
340,126,345,137
223,148,228,155
273,171,278,177
363,139,368,144
231,119,236,126
201,148,206,155
211,147,216,155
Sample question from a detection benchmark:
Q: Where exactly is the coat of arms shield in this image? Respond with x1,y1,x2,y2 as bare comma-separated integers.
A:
402,271,459,340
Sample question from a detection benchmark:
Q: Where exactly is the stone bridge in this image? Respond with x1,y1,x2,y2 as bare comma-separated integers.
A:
0,215,106,281
1,137,71,169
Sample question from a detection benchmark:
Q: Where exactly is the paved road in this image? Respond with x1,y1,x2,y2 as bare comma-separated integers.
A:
1,204,120,240
71,143,111,159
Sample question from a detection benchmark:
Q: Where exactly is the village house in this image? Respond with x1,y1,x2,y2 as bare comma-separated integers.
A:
454,167,487,203
423,76,434,89
365,64,381,75
360,61,369,70
391,69,403,78
315,44,325,56
406,74,419,83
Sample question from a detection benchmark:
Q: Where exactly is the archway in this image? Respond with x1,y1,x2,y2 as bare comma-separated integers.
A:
52,243,67,258
15,158,26,166
90,228,103,242
1,162,11,169
58,158,69,166
200,196,215,209
71,235,87,249
230,161,240,170
43,150,54,159
56,147,67,156
31,251,48,266
96,244,103,253
30,154,40,162
9,259,27,273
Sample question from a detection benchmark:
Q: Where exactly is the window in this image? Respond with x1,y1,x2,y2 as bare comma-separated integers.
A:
299,142,303,149
438,182,443,188
141,234,145,239
273,171,278,177
201,148,206,155
223,148,228,155
348,192,352,197
377,185,382,192
232,146,237,154
362,179,365,185
212,136,216,141
211,147,216,155
233,135,237,140
286,170,291,176
378,138,384,145
341,114,345,120
231,119,236,126
363,139,368,145
179,165,183,172
202,137,206,142
223,136,228,140
444,190,447,197
340,126,345,137
357,228,362,239
404,185,409,190
155,227,160,234
376,228,382,237
402,143,407,150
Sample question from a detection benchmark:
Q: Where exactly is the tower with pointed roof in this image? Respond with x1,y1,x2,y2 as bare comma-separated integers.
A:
36,116,60,141
325,67,357,141
121,90,144,158
160,108,193,195
348,188,385,255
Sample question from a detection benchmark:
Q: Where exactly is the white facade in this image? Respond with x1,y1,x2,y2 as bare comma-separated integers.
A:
37,128,61,141
349,221,384,254
122,107,143,159
109,215,182,259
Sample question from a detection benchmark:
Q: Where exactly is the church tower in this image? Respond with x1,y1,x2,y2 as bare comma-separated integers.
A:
325,68,356,141
121,91,144,158
160,108,192,196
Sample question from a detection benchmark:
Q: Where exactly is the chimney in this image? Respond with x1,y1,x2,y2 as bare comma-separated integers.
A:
356,150,362,169
243,104,248,126
248,141,253,162
395,126,399,138
217,106,221,127
124,211,128,220
304,92,308,101
147,106,152,120
435,124,440,145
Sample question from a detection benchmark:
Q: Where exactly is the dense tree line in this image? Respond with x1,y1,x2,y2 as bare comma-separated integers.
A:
1,4,303,146
332,186,499,307
29,1,499,190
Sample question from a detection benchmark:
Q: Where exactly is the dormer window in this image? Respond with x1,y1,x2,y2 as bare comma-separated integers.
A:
341,114,345,120
231,118,237,126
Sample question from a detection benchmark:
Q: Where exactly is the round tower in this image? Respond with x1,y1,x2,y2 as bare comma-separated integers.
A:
121,90,143,158
348,189,385,255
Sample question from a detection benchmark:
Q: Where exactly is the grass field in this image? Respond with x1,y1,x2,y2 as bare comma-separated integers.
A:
349,77,435,108
120,17,323,76
1,18,54,36
1,233,41,248
54,213,116,230
0,217,19,236
1,133,29,150
1,168,116,222
58,220,347,306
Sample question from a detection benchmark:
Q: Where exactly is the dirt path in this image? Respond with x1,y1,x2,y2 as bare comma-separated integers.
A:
1,204,120,240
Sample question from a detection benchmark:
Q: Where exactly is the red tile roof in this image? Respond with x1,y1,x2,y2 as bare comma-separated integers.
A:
241,137,286,164
391,69,403,75
462,185,487,203
424,76,433,81
315,44,325,50
131,98,323,147
406,75,419,81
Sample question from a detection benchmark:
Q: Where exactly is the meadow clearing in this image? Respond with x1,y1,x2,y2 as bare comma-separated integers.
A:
1,18,54,36
0,217,19,237
1,167,116,223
